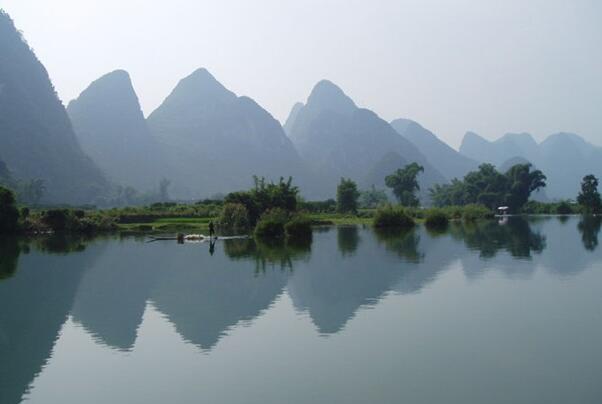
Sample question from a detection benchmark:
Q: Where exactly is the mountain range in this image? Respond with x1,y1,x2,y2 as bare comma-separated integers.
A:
285,80,447,198
1,8,599,204
460,132,602,199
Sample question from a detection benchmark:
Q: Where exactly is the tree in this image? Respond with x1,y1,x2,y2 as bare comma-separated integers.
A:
0,186,19,234
224,176,300,225
337,178,360,213
385,163,424,207
503,164,547,211
359,185,388,208
577,174,602,214
429,163,546,212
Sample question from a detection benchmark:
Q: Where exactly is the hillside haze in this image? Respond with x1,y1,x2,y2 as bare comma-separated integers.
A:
67,70,165,192
0,11,108,203
287,80,446,199
390,118,478,181
147,68,310,199
460,131,602,199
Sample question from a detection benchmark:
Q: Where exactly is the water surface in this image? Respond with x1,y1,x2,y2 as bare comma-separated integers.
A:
1,216,601,404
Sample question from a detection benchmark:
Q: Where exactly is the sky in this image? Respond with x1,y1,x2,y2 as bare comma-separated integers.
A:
1,0,601,148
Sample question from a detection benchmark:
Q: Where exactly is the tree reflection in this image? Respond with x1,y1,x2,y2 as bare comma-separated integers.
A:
337,226,360,257
0,237,21,280
450,217,546,259
223,235,312,273
373,227,423,263
578,216,601,251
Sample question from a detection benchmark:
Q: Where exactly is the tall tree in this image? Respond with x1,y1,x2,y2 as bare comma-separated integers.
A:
504,164,547,211
385,163,424,207
336,178,360,214
577,175,602,214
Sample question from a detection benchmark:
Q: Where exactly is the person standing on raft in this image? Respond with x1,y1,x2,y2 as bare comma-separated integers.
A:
208,221,215,238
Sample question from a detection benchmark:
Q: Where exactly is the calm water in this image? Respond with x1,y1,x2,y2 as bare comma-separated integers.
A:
1,216,601,404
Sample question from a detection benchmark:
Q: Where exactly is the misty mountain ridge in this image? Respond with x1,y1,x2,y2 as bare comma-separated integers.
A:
460,131,602,199
147,68,310,199
0,10,108,203
287,80,447,199
390,118,479,181
67,69,166,192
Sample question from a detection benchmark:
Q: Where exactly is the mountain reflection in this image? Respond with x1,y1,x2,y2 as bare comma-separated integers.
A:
0,238,103,404
578,216,601,252
1,216,601,404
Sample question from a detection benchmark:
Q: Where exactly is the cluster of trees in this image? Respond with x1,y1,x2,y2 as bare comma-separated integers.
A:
577,175,601,214
429,163,546,212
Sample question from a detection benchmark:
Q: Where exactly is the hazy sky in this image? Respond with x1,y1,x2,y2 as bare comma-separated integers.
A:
2,0,601,148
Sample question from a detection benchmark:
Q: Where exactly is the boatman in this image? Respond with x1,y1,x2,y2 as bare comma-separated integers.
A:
208,221,215,238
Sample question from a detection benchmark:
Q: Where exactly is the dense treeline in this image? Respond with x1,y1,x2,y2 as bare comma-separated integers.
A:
429,163,546,212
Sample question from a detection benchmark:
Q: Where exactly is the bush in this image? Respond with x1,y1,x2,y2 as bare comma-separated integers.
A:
425,209,449,229
41,209,70,232
0,186,19,234
462,204,493,221
284,214,312,240
373,205,415,228
556,201,573,215
218,203,250,233
254,208,289,239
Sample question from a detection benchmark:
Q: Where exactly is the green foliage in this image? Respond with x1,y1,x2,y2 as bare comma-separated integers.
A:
225,176,299,225
430,163,546,212
359,185,388,209
424,209,449,229
373,205,415,228
254,208,289,239
298,199,336,213
218,203,250,233
0,186,19,234
556,201,574,215
385,163,424,207
577,174,602,214
336,178,360,214
38,209,117,233
461,204,493,221
284,214,312,240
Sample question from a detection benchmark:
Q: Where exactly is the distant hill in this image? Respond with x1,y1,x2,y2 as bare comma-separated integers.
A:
460,131,602,199
390,118,478,181
0,11,108,204
286,80,446,199
147,68,310,199
68,70,165,192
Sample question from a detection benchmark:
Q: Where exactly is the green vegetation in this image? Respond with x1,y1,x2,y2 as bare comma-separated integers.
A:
0,186,19,234
336,178,360,214
430,163,546,212
424,209,449,229
218,203,250,233
385,163,424,207
577,174,601,214
373,205,415,228
359,185,388,208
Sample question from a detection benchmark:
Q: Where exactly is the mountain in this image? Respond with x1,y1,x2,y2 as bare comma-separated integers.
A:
67,70,165,192
147,68,310,199
391,118,478,181
0,158,14,188
459,131,602,199
0,11,108,204
286,80,446,199
459,132,540,167
283,102,304,136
